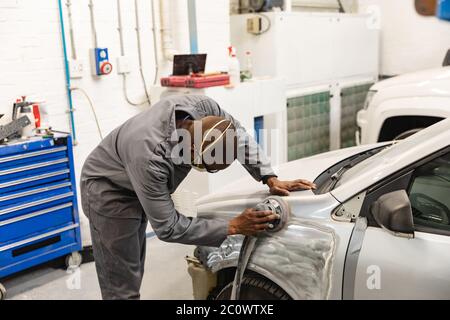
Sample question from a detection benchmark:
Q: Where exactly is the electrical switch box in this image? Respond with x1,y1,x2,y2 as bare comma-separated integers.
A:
117,56,131,74
247,16,262,34
69,59,84,79
90,48,113,76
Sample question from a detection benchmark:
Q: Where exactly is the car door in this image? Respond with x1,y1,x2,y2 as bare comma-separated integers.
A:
347,150,450,299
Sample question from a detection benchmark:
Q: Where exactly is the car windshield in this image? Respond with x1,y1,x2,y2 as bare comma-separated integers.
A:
336,118,450,190
313,144,391,194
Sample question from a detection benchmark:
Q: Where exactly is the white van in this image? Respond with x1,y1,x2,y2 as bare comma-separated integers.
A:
357,66,450,144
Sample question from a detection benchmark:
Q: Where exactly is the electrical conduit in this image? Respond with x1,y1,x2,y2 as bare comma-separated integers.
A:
150,0,160,85
58,0,78,145
159,0,177,61
187,0,199,54
134,0,152,105
116,0,151,106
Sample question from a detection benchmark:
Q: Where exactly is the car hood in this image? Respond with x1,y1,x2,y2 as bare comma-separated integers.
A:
372,66,450,96
196,143,385,209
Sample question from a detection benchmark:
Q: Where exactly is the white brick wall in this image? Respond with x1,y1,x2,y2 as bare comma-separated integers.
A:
359,0,450,75
196,0,230,71
0,0,230,245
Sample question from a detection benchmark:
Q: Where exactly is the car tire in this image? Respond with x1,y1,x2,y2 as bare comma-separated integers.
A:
394,128,424,141
215,276,291,300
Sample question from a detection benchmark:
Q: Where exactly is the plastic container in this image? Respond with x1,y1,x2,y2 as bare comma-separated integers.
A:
242,51,254,82
228,46,241,86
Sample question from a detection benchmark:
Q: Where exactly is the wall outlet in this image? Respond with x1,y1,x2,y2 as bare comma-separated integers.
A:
69,59,84,79
117,56,131,74
90,48,113,76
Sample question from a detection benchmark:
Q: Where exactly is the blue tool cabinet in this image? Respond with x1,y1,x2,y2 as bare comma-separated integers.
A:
0,135,82,284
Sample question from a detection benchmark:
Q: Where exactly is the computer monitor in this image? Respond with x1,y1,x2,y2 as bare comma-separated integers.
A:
173,54,207,76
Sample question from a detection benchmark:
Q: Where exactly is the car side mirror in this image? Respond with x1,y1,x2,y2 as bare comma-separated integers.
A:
370,190,415,239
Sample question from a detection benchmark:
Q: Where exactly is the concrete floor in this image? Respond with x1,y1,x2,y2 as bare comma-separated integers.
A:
3,237,195,300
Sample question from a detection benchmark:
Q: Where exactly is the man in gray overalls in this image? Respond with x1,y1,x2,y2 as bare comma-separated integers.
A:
80,95,315,300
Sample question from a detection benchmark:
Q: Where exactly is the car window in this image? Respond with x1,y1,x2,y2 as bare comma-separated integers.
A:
337,119,450,188
409,152,450,234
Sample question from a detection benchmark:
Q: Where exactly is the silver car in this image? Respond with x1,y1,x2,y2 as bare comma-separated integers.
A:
188,118,450,300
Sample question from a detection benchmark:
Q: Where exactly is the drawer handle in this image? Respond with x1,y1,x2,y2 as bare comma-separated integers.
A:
0,158,69,176
0,203,73,227
0,192,74,216
0,146,67,164
0,223,79,252
12,235,61,257
0,182,72,202
0,170,70,189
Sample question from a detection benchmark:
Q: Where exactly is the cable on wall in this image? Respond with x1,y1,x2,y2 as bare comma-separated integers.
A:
70,87,104,140
88,0,99,48
116,0,152,107
150,0,160,85
66,0,77,60
134,0,152,106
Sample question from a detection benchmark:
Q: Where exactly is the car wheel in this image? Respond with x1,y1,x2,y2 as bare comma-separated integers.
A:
394,128,424,141
215,276,291,300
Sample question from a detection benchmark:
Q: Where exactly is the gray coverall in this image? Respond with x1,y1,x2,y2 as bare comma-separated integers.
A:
80,95,276,300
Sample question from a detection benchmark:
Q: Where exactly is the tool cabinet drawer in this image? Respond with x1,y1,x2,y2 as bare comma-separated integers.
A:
0,146,68,169
0,181,72,207
0,203,74,244
0,158,70,185
0,169,71,194
0,225,79,277
0,185,74,222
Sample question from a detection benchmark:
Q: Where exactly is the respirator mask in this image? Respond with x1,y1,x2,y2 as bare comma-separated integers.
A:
191,119,233,173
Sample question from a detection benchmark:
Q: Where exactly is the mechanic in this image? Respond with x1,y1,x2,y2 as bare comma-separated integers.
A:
80,95,316,300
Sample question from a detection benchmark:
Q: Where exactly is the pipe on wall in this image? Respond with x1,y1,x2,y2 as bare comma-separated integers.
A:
65,0,77,60
88,0,99,48
116,0,152,106
150,0,160,84
58,0,78,145
187,0,199,54
134,0,152,105
159,0,177,61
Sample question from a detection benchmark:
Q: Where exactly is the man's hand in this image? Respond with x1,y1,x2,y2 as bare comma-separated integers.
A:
267,177,316,196
228,208,280,236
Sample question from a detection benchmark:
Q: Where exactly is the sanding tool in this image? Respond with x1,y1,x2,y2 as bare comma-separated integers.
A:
230,196,290,300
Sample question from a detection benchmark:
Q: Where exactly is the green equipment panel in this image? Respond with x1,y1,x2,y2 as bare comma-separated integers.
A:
340,83,374,148
287,92,331,161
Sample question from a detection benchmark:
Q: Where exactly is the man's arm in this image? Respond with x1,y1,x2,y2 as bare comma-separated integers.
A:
126,156,279,246
127,157,229,247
